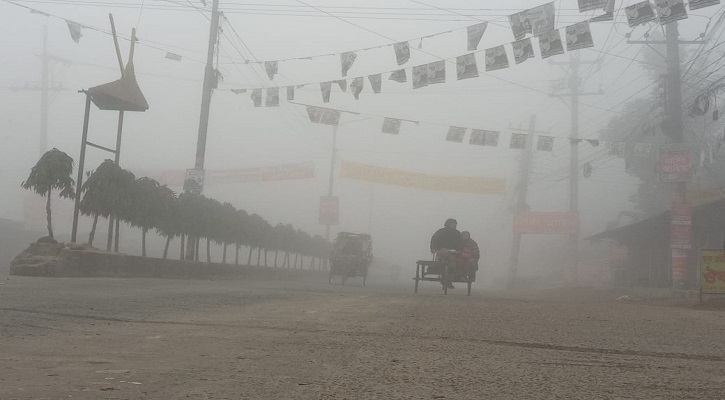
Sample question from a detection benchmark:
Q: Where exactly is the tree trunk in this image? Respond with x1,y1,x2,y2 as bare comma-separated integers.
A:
163,236,171,259
247,246,253,265
264,249,268,267
206,237,211,264
294,252,299,269
274,251,278,268
308,256,314,270
235,244,240,265
142,228,147,257
180,234,185,260
106,215,114,251
114,218,120,253
45,189,53,239
223,243,228,264
195,238,200,262
256,247,261,266
284,252,290,268
88,214,98,245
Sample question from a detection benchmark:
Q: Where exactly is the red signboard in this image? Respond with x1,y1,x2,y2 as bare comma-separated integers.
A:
513,212,579,234
319,196,339,225
659,145,691,182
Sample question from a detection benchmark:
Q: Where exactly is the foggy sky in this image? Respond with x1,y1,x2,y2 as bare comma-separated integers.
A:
0,0,716,274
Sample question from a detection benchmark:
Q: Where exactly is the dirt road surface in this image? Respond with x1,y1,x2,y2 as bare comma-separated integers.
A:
1,276,725,399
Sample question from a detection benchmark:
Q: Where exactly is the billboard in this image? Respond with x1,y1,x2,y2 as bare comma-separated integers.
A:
700,249,725,294
513,212,579,234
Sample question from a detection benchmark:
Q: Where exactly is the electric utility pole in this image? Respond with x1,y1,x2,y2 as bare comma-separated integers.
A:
508,115,537,287
186,0,221,260
628,21,705,289
548,52,603,286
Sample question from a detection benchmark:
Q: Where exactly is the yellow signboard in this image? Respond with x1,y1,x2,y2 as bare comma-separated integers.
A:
700,249,725,294
340,161,506,194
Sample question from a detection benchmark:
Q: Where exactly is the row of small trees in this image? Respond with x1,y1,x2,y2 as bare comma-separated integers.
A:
23,149,331,267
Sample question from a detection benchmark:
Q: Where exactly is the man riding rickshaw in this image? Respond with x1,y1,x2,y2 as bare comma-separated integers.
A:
329,232,372,285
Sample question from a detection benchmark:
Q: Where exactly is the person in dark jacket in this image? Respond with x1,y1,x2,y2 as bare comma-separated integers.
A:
430,218,462,289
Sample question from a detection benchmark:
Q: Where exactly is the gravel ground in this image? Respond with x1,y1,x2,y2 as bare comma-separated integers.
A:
1,276,725,399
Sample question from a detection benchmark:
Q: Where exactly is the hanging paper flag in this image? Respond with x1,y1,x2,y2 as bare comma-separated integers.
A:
537,136,554,151
485,46,509,71
368,74,382,94
538,30,564,59
340,51,357,77
382,118,402,134
512,38,535,65
570,138,583,144
446,126,467,143
165,52,182,61
30,9,51,17
509,10,532,40
231,88,247,95
586,139,600,147
265,87,279,107
412,65,429,89
510,133,528,149
583,163,593,178
469,130,486,146
470,130,499,146
529,2,556,36
590,1,615,22
578,0,608,12
393,42,411,65
634,142,653,156
250,89,262,107
690,0,720,10
426,61,446,85
336,80,347,92
625,1,656,27
320,81,332,103
264,61,278,80
287,86,295,101
389,69,407,83
467,23,488,51
350,77,364,100
608,141,626,155
306,106,340,126
656,0,687,24
66,21,83,43
457,53,479,80
565,21,594,51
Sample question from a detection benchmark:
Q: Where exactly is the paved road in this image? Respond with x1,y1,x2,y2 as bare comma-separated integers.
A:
1,276,725,399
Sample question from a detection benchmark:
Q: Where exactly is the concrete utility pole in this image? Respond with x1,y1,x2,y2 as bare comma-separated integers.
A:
508,115,537,287
324,125,338,243
548,52,603,286
186,0,221,260
628,22,704,288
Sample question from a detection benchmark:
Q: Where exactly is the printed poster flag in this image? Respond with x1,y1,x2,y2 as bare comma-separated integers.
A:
425,61,446,85
529,2,556,36
341,51,357,77
306,106,340,126
393,41,411,65
66,21,83,43
467,22,488,51
265,87,279,107
485,46,509,71
446,126,467,143
350,77,364,99
510,133,528,149
287,86,295,101
539,29,565,59
456,53,479,80
656,0,688,24
537,136,554,151
509,10,532,40
250,89,262,107
608,141,626,155
512,38,535,64
165,52,182,61
368,74,382,93
412,65,428,89
578,0,608,12
231,88,247,95
382,118,402,134
336,79,347,92
264,61,278,80
626,1,657,26
470,129,500,146
591,1,615,22
320,81,332,103
634,142,653,156
389,69,407,83
565,21,594,51
690,0,720,10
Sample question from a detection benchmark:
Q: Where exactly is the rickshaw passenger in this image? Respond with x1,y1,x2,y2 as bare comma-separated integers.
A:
459,231,480,278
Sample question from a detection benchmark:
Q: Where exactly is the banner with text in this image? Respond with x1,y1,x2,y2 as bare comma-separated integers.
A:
513,212,580,234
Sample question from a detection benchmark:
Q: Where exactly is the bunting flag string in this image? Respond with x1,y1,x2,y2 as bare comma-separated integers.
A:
290,102,650,157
